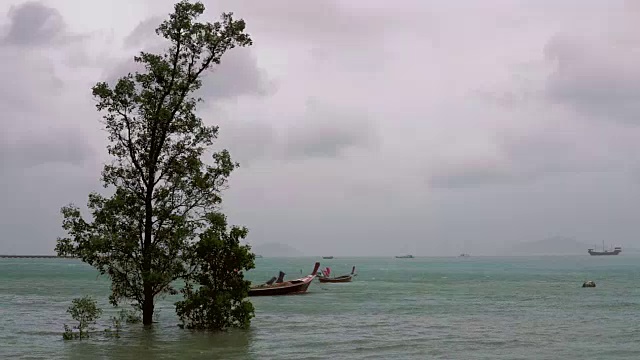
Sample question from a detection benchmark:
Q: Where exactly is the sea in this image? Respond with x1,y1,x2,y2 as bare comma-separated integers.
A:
1,255,640,359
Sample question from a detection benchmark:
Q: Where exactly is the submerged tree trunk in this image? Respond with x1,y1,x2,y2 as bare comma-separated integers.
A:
143,175,155,326
143,284,154,325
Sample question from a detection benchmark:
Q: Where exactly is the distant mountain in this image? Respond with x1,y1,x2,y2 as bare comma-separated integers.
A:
504,237,592,256
251,243,304,257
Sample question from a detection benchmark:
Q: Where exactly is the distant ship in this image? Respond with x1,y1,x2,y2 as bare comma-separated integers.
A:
322,256,334,259
255,254,263,258
395,254,414,259
459,253,470,257
588,242,621,256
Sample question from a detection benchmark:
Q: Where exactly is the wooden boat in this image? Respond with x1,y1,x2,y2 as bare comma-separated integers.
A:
248,262,320,297
318,266,356,283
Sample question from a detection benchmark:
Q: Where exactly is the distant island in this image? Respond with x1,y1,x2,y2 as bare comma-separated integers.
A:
251,243,303,257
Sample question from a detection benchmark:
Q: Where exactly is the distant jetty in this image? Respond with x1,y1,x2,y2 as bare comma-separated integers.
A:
0,255,76,259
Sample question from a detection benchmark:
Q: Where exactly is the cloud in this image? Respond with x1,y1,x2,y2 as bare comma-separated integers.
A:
0,129,93,170
209,98,378,167
2,1,65,46
217,0,389,46
212,0,407,73
4,0,640,256
211,112,277,167
543,7,640,125
544,33,640,124
425,4,640,189
1,1,88,48
0,2,95,171
282,99,377,159
200,48,273,99
122,15,162,49
103,13,376,165
0,1,100,253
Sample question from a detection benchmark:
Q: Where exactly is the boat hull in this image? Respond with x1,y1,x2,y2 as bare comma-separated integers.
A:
318,266,355,283
248,280,312,296
248,262,320,296
318,275,352,283
588,250,621,256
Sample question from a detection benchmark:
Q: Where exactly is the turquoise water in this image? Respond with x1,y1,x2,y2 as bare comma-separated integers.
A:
2,256,640,359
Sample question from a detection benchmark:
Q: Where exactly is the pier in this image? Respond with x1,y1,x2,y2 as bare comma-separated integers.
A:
0,255,76,259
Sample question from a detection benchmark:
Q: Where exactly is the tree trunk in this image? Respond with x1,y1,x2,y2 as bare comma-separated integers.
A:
142,173,155,326
142,283,154,325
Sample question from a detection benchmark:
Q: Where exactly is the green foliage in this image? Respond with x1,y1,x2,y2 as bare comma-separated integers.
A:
175,213,255,331
104,308,140,338
104,315,123,338
63,296,103,340
121,307,143,324
54,0,253,326
62,324,74,340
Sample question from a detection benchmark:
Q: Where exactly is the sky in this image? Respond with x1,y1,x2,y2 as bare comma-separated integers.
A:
1,0,640,256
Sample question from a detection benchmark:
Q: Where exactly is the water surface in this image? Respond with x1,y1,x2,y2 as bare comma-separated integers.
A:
1,256,639,359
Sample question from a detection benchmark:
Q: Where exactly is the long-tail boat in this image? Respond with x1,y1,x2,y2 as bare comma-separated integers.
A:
318,266,356,283
248,262,321,296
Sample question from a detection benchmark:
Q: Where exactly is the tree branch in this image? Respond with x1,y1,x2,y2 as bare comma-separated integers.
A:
114,108,148,187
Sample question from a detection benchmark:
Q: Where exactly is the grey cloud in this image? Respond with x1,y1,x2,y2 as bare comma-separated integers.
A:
544,32,640,124
216,0,395,71
282,100,377,159
0,130,93,169
0,4,98,254
438,16,640,189
426,121,630,189
2,1,65,46
0,4,96,171
123,16,163,49
218,0,386,43
429,162,515,189
0,50,63,109
498,129,609,176
10,0,640,257
200,48,273,99
213,118,276,167
208,99,378,166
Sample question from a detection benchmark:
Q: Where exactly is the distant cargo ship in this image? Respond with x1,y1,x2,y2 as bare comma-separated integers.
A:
395,254,414,259
588,242,621,256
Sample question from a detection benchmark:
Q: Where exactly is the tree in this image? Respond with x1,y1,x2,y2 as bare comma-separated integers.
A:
55,0,254,326
175,212,255,330
63,296,103,340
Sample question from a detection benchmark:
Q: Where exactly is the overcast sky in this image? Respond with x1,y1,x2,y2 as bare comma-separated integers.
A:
1,0,639,256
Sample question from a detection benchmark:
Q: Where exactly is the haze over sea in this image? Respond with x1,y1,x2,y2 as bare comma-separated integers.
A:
2,255,640,360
